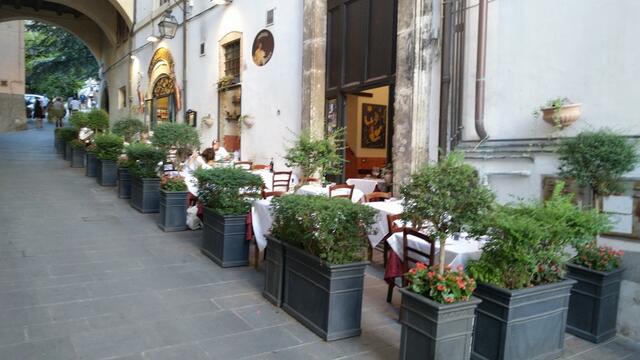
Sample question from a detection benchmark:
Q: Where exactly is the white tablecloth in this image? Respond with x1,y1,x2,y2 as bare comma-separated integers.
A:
251,199,274,251
364,200,404,247
296,184,365,203
346,177,386,194
388,232,484,269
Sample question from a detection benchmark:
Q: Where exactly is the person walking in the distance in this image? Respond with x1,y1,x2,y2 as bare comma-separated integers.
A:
33,99,44,129
50,97,66,128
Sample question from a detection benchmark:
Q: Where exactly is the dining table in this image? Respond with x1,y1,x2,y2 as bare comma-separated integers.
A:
295,184,365,203
251,198,273,252
251,169,299,191
363,199,404,248
346,177,387,194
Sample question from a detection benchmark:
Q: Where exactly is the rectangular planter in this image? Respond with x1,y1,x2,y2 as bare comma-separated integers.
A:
263,235,285,307
566,263,624,343
71,147,85,168
400,288,481,360
130,176,160,213
118,167,132,199
158,190,189,232
55,136,63,154
64,142,72,160
96,159,118,186
471,279,576,360
85,152,98,177
282,243,368,341
201,208,249,267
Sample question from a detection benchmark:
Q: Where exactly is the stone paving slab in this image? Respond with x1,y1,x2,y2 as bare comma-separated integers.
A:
0,123,639,359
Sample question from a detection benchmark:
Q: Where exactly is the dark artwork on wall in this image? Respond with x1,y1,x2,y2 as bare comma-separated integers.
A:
361,103,386,149
252,29,274,66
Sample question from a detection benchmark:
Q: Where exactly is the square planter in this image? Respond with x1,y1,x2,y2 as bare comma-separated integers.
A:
282,242,368,341
130,176,160,213
55,136,63,154
118,167,132,199
201,208,249,267
399,288,481,360
158,190,189,232
64,142,72,161
71,147,85,168
566,263,624,343
96,159,118,186
263,235,285,307
85,152,98,177
472,279,576,360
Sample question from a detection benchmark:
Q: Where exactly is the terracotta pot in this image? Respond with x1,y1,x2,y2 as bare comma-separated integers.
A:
541,103,581,128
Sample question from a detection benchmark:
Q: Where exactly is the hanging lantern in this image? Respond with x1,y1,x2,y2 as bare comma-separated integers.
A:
158,11,178,39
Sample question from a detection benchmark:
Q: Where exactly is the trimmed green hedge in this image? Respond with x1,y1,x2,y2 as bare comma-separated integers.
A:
94,134,124,161
126,142,165,178
193,167,263,216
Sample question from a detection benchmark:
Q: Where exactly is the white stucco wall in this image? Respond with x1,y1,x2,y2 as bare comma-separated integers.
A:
461,0,640,142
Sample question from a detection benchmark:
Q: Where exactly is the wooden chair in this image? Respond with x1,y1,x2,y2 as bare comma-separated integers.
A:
363,192,391,203
234,161,253,170
329,184,355,199
387,228,435,303
272,171,292,192
252,164,270,170
261,190,284,199
301,177,321,185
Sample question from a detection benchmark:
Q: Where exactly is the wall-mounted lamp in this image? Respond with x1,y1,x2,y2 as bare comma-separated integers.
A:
212,0,232,5
158,10,179,39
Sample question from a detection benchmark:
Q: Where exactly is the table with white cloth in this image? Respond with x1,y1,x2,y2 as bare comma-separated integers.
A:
295,184,365,203
346,177,387,194
251,198,274,252
364,200,404,248
251,170,299,192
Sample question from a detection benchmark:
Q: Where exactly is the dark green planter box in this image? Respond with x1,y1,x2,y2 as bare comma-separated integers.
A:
263,235,285,307
64,142,72,160
472,279,576,360
566,263,624,343
158,190,188,232
201,208,249,267
55,136,63,154
85,153,98,177
118,167,132,199
71,147,85,168
130,176,160,213
96,159,118,186
282,243,368,341
400,289,481,360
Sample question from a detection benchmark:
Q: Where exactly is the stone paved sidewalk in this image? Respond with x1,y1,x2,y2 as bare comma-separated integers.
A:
0,123,639,359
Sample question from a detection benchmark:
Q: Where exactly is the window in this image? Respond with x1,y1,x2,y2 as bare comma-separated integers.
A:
118,86,127,109
223,40,241,79
200,42,206,56
159,0,170,6
266,8,275,26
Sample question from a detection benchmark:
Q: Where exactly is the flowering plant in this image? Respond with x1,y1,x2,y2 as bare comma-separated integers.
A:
406,263,476,304
573,243,623,272
161,175,188,192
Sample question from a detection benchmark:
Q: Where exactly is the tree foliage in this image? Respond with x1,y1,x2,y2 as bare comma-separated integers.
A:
284,129,344,186
25,21,99,97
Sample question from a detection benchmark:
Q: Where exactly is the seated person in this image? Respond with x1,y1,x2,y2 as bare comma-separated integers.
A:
201,148,216,166
212,139,230,161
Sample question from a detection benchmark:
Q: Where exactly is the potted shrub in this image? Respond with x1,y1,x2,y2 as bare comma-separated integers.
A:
566,243,623,343
69,139,86,168
94,134,124,187
59,128,78,161
158,175,189,232
284,129,344,188
69,111,90,130
111,117,145,143
117,155,132,199
270,194,376,341
86,109,110,134
54,128,63,154
467,184,604,360
151,122,201,168
397,153,494,360
534,97,581,129
85,143,98,177
127,143,165,213
194,167,263,267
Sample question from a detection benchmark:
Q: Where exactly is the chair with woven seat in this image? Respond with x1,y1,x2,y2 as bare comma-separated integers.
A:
328,184,355,199
386,228,435,303
363,192,391,203
272,171,292,192
234,161,253,170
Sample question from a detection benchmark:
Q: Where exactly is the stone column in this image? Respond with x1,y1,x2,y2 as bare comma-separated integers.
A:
393,0,442,185
301,0,327,139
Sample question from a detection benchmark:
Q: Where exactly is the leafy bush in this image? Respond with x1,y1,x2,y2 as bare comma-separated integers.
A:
86,109,110,133
194,167,263,216
86,143,96,153
69,111,90,129
125,142,165,178
467,183,611,289
558,129,639,198
54,128,61,138
573,243,623,272
151,122,201,164
69,139,85,149
112,118,145,143
406,263,476,304
401,152,495,274
270,194,376,265
161,175,188,192
59,127,78,142
94,134,124,161
284,129,344,186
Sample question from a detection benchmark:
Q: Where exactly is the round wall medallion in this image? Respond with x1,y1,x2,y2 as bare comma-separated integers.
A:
252,29,274,66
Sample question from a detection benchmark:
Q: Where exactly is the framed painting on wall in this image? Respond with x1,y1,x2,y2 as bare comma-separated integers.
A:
361,103,386,149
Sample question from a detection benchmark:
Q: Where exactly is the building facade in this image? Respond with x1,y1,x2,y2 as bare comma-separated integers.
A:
0,20,25,132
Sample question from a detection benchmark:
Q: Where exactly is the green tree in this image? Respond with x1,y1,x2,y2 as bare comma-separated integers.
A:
24,21,99,97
